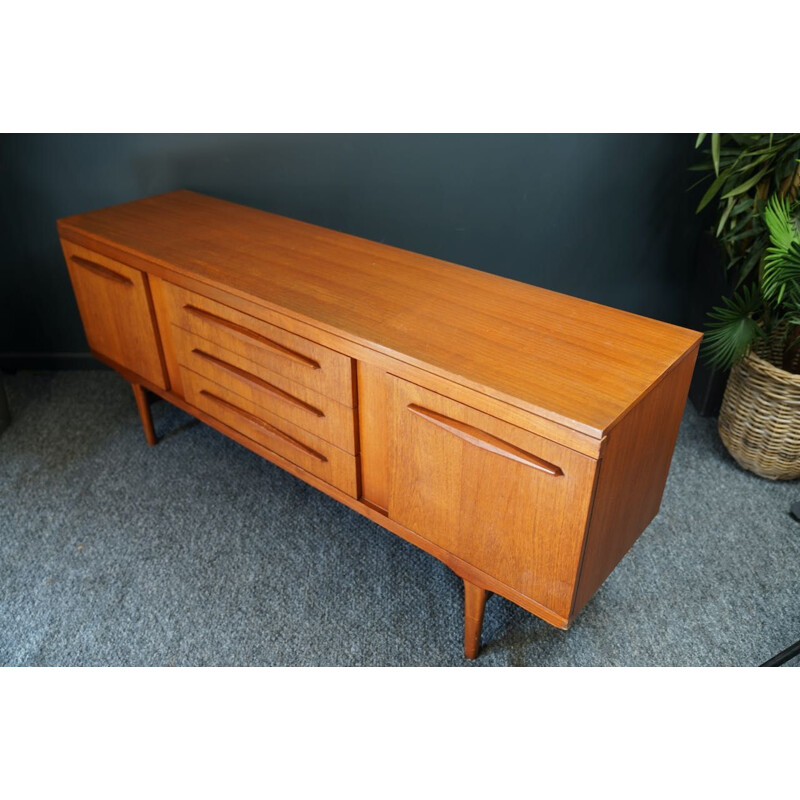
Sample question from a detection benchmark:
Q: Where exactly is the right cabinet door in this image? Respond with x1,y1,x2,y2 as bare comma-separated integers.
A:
388,376,598,621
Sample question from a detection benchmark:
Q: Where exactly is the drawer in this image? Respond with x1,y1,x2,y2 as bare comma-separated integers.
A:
388,377,598,619
161,281,354,406
62,241,167,389
172,325,357,454
182,367,358,497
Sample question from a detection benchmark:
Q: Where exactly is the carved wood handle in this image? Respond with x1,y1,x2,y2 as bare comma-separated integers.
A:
407,404,563,476
183,305,320,369
200,390,327,462
191,348,324,418
71,256,133,286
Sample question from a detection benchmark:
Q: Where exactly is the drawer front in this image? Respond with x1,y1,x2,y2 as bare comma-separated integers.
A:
162,281,354,406
388,377,598,619
62,241,167,389
172,325,357,454
182,367,358,497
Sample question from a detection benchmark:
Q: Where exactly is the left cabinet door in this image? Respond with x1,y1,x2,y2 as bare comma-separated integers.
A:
62,241,167,389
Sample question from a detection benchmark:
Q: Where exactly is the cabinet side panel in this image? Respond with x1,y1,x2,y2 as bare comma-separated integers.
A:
356,361,390,511
572,346,699,619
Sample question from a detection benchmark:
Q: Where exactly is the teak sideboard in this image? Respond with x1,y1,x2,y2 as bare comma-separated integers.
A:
57,190,701,659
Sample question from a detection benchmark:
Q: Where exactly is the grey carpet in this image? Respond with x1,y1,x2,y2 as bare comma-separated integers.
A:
1,370,798,666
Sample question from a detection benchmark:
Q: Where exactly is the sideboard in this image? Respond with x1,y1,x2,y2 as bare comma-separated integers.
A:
57,190,701,658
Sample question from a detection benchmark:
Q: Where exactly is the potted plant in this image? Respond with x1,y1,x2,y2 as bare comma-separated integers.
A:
704,194,800,479
693,134,800,286
688,134,800,416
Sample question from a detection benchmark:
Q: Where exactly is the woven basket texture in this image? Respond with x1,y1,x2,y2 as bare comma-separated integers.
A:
718,332,800,480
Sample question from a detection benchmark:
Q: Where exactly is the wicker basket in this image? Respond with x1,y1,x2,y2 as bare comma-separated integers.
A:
718,337,800,480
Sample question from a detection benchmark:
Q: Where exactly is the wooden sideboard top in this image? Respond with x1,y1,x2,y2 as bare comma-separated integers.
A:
58,190,701,438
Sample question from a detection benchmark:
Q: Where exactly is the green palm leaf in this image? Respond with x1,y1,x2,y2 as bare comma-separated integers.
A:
763,195,796,249
702,284,765,370
762,195,800,303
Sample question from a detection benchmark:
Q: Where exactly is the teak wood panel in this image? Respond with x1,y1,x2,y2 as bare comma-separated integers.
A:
388,377,598,620
148,275,185,397
57,190,702,437
66,239,609,458
181,368,358,497
571,346,699,617
161,279,355,407
62,241,167,389
171,325,357,454
356,361,391,511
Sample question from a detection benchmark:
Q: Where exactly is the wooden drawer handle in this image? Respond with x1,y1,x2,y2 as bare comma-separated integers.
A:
407,404,563,476
200,389,327,463
184,305,320,369
191,349,324,418
71,256,133,286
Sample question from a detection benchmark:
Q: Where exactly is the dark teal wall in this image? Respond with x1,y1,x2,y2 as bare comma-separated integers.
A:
0,133,703,365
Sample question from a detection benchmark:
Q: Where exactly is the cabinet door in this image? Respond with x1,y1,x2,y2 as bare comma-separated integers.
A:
388,377,598,620
62,241,167,389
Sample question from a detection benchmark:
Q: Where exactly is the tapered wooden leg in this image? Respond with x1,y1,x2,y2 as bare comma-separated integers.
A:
463,580,489,659
131,383,157,446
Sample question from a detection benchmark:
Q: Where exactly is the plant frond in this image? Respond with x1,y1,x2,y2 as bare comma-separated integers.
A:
763,195,796,249
762,195,800,302
763,242,800,301
702,284,765,370
720,165,772,200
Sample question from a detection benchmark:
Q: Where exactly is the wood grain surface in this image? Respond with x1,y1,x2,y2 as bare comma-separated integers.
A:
356,360,390,511
181,367,359,497
62,241,167,389
389,376,598,620
58,190,701,437
161,279,356,406
571,344,700,617
171,325,357,453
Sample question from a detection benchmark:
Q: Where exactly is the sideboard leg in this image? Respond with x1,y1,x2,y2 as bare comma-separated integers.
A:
131,383,157,446
463,580,489,659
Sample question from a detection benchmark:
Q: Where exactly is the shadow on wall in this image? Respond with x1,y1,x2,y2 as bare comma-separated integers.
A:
0,133,706,363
